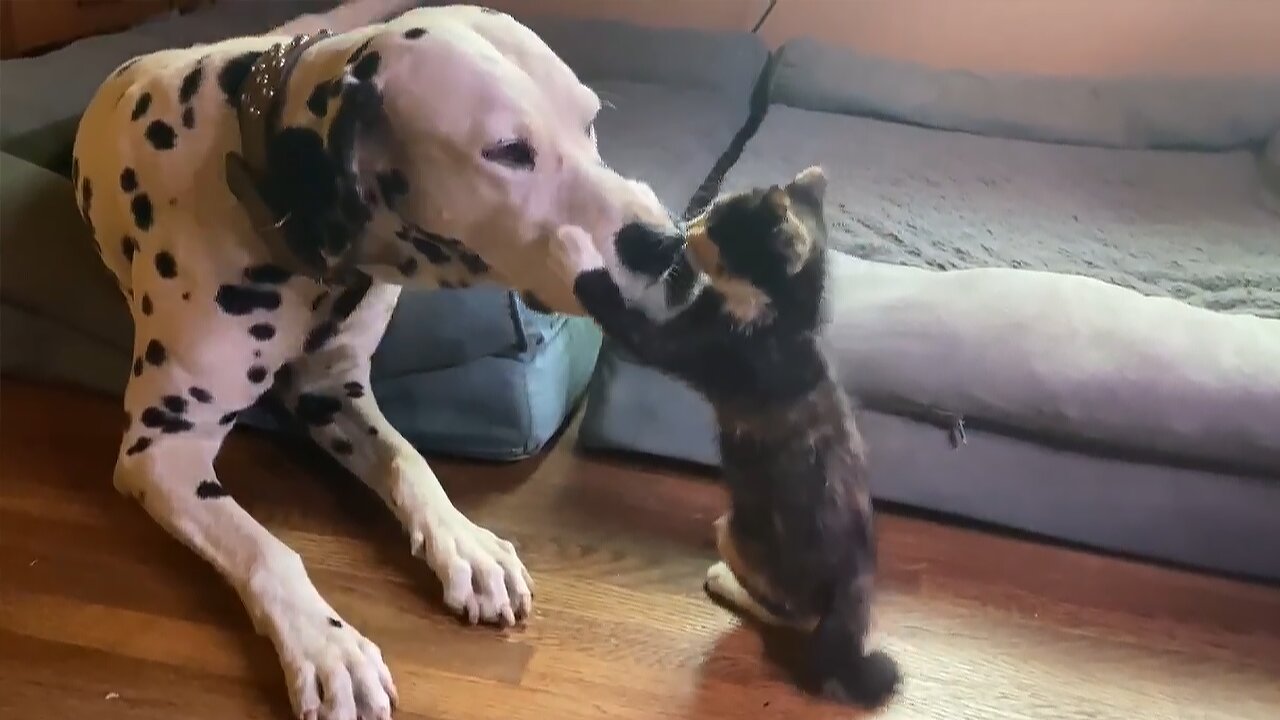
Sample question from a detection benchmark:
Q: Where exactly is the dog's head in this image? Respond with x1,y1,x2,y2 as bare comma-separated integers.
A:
272,7,677,314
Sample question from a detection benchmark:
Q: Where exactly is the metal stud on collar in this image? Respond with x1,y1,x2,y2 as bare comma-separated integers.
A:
225,30,334,280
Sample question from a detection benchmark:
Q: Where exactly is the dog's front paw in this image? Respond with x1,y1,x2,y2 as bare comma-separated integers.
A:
255,577,397,720
410,511,532,627
551,225,606,285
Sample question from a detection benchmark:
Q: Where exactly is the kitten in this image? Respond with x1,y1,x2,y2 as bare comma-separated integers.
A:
552,167,900,707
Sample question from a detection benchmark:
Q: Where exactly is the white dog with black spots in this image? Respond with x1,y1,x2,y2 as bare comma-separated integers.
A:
71,5,679,719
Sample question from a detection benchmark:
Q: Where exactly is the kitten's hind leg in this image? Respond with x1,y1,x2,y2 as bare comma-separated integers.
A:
705,561,792,626
706,514,811,629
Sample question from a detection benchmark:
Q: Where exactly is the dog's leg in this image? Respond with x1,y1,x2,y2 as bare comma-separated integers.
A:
116,359,396,720
277,282,532,626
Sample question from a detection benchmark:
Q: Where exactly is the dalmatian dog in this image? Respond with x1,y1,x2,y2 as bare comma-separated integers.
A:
71,5,676,719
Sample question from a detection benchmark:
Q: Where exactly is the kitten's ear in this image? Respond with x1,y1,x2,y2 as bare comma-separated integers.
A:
786,165,827,207
761,185,791,223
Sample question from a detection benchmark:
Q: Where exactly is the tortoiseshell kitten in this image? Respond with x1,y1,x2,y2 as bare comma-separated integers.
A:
552,167,900,707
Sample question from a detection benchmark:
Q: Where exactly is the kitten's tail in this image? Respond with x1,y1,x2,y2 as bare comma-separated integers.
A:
808,574,901,708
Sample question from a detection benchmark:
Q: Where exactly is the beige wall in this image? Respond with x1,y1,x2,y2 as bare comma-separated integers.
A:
760,0,1280,77
306,0,1279,78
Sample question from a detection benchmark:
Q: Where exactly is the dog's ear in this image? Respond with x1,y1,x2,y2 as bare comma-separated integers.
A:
261,75,389,279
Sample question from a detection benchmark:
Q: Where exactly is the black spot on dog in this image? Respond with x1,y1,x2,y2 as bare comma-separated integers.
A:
403,27,427,39
132,357,144,377
141,405,193,433
307,82,331,118
248,323,276,341
145,120,177,150
274,363,294,388
328,617,343,628
219,411,238,425
331,278,371,321
190,386,213,403
412,235,453,263
125,436,153,455
367,426,378,436
243,263,292,285
182,292,191,301
457,251,490,275
218,50,265,107
398,226,451,264
522,291,553,313
295,393,342,426
376,169,408,203
339,187,372,228
247,366,268,384
347,38,373,65
120,167,138,192
182,106,196,130
439,279,456,289
311,291,329,311
215,285,281,315
331,438,354,455
131,194,154,231
179,63,205,104
303,322,336,353
131,92,152,121
254,349,262,358
343,381,365,399
351,52,381,82
155,251,178,278
72,157,80,186
260,128,345,268
162,395,188,414
397,257,418,277
80,178,93,217
140,294,153,315
196,480,228,499
145,339,167,366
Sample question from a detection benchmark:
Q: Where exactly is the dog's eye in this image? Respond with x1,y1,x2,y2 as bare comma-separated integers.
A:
481,139,536,170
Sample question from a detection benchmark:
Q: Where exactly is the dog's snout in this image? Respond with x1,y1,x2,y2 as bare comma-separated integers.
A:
615,221,685,278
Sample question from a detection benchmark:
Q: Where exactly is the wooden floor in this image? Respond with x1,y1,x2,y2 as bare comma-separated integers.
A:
1,380,1277,720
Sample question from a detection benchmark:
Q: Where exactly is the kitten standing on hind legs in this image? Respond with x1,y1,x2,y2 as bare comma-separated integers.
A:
552,167,901,708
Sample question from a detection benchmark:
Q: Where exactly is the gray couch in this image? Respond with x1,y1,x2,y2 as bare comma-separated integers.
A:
577,39,1280,582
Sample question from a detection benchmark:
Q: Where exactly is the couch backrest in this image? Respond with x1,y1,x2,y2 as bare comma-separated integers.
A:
767,37,1280,151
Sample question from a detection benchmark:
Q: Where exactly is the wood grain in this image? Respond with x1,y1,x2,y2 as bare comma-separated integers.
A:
1,379,1277,719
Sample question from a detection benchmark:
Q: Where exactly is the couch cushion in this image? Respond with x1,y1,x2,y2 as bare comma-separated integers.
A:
769,37,1280,151
522,15,768,106
581,357,1280,582
582,249,1280,475
731,106,1280,319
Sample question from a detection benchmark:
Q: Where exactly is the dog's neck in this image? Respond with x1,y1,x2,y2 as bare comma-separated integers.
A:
228,31,494,293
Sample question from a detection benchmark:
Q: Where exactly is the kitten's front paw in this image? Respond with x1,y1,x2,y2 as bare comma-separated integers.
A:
552,225,606,286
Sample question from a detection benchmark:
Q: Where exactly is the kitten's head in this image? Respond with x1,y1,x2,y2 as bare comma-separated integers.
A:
685,166,828,327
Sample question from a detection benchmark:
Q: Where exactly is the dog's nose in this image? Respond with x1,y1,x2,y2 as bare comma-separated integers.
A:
615,221,685,278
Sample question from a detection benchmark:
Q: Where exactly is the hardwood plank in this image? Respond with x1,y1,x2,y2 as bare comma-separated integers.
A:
1,378,1277,719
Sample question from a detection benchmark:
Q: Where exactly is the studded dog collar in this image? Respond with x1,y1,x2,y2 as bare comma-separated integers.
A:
225,31,335,281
